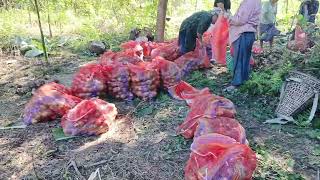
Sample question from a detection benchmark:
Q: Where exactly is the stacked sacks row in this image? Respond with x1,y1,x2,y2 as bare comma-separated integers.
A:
169,81,257,179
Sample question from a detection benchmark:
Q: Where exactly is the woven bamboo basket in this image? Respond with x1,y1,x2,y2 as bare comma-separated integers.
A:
275,71,320,120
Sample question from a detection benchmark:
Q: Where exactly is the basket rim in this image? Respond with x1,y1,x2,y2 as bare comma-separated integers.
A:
289,71,320,84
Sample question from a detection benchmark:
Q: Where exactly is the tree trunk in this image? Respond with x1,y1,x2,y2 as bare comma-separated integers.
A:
156,0,168,42
286,0,289,14
195,0,198,11
3,0,8,10
34,0,49,65
47,1,52,38
48,13,52,38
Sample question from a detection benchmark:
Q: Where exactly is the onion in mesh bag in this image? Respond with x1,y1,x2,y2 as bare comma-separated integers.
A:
152,56,182,89
23,82,82,125
103,62,133,100
129,62,160,100
61,98,118,136
185,134,257,180
71,64,107,99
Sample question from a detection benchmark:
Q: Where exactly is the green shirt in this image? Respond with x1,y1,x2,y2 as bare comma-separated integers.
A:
179,11,213,52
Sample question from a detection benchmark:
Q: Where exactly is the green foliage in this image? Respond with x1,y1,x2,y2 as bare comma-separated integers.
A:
187,71,216,90
307,129,320,140
252,143,305,180
240,60,293,96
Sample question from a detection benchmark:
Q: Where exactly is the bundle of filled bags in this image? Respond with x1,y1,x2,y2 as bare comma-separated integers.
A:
23,82,81,125
152,56,182,89
176,93,236,139
103,61,134,101
169,81,257,179
129,62,160,100
61,98,117,136
185,134,257,180
71,64,107,99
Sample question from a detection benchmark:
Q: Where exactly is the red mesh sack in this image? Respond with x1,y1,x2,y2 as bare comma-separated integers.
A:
185,133,257,180
140,42,154,57
71,64,107,98
177,94,236,139
129,62,160,100
61,98,118,136
194,117,248,144
210,15,229,65
152,56,182,89
174,40,211,77
113,49,143,64
150,40,180,61
288,25,308,52
203,31,212,47
120,41,140,50
103,61,133,101
100,51,116,65
23,82,82,125
167,81,211,105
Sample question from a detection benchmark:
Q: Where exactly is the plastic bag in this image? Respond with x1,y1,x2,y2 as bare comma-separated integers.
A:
61,98,118,136
252,41,263,54
177,94,236,139
194,117,248,144
290,25,308,52
71,64,107,98
129,62,160,100
185,133,257,180
23,82,82,125
150,40,180,61
152,56,182,89
103,61,134,101
211,15,229,65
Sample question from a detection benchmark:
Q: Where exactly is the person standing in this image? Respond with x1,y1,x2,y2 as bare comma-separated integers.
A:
299,0,319,23
260,0,280,50
225,0,262,92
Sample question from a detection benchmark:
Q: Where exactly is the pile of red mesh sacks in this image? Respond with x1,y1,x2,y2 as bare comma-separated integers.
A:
22,38,214,137
97,38,212,101
23,82,118,136
168,81,257,179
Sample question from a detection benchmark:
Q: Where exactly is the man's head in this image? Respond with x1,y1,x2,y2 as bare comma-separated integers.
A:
271,0,279,4
214,0,225,10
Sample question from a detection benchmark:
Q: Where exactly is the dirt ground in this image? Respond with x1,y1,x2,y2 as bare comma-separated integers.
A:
0,54,319,180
